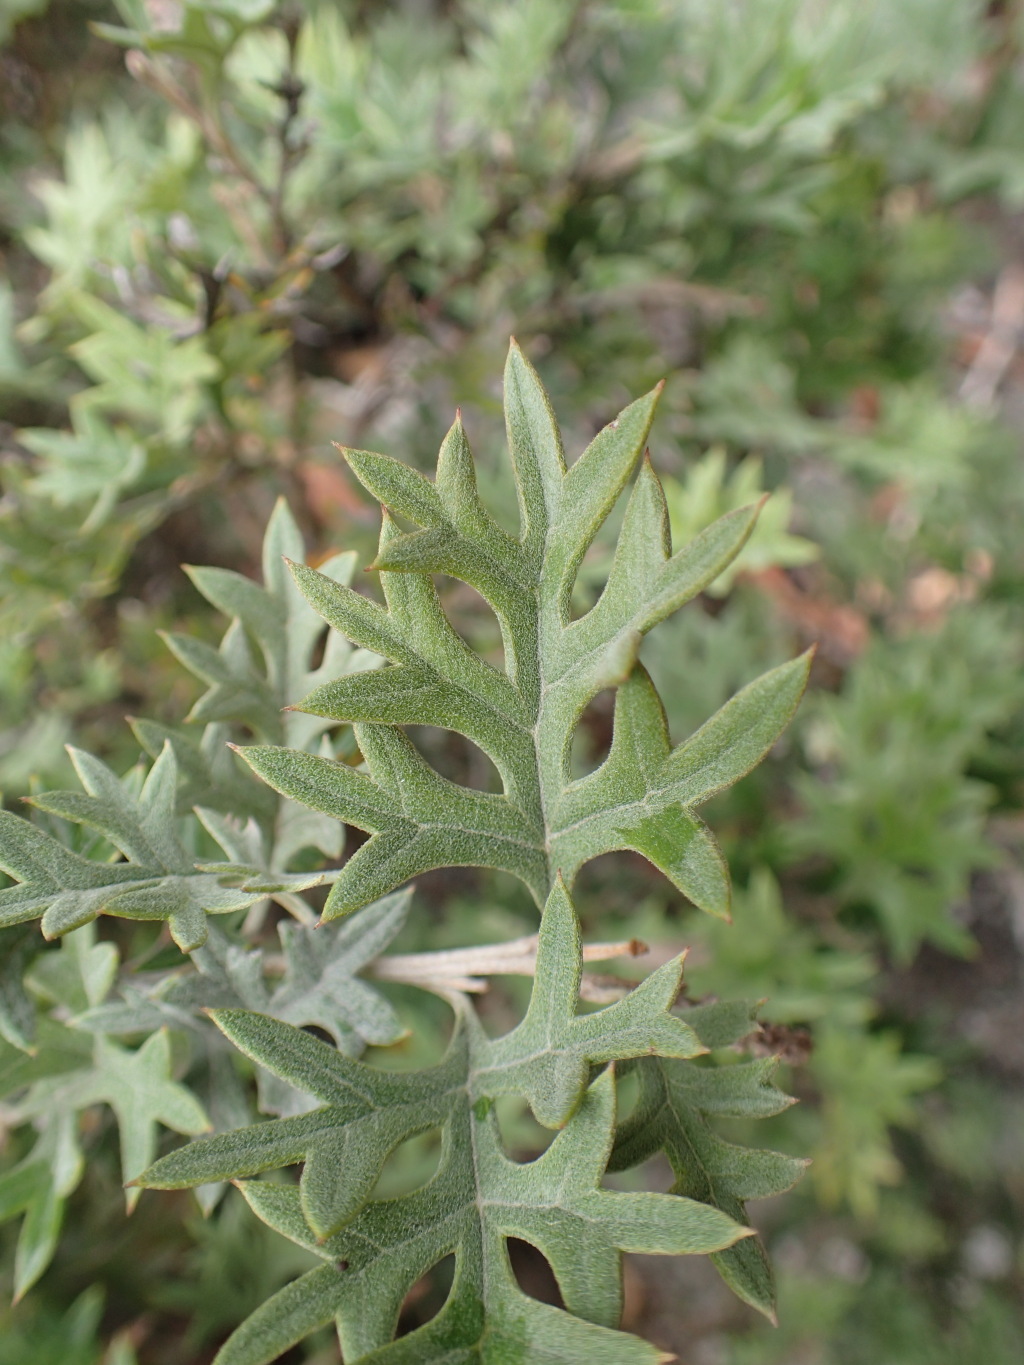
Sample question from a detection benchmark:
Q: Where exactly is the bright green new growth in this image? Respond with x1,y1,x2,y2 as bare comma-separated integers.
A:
138,882,760,1364
242,341,812,919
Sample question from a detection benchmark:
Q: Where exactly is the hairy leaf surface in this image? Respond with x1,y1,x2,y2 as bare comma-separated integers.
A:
240,344,810,920
0,745,320,951
168,497,379,756
77,892,411,1115
609,1001,807,1320
137,881,751,1362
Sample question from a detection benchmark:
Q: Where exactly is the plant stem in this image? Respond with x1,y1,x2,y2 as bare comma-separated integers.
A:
367,932,650,1001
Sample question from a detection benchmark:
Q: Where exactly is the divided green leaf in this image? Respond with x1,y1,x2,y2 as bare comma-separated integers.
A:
609,1000,807,1321
0,1113,82,1302
0,502,384,951
0,354,811,1353
16,1029,211,1209
77,892,412,1115
0,927,209,1294
136,881,758,1362
168,497,378,755
0,745,319,952
239,342,811,921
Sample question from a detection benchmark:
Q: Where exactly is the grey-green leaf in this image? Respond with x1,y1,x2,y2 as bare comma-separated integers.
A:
136,883,768,1360
609,1013,806,1322
237,344,807,922
0,750,271,951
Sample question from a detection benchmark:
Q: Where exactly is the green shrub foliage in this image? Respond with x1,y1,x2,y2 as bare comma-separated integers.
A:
0,351,808,1360
4,2,1024,1361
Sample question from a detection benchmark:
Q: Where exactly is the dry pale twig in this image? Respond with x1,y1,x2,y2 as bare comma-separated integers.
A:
368,932,651,1002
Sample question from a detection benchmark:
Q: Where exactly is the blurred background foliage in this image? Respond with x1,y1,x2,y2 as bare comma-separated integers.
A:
1,0,1024,1360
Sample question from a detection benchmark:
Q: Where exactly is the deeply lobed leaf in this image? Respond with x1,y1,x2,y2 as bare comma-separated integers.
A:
76,891,412,1117
0,927,212,1294
609,1001,807,1321
0,502,384,949
0,360,812,1352
240,343,811,921
0,745,286,952
136,882,761,1362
